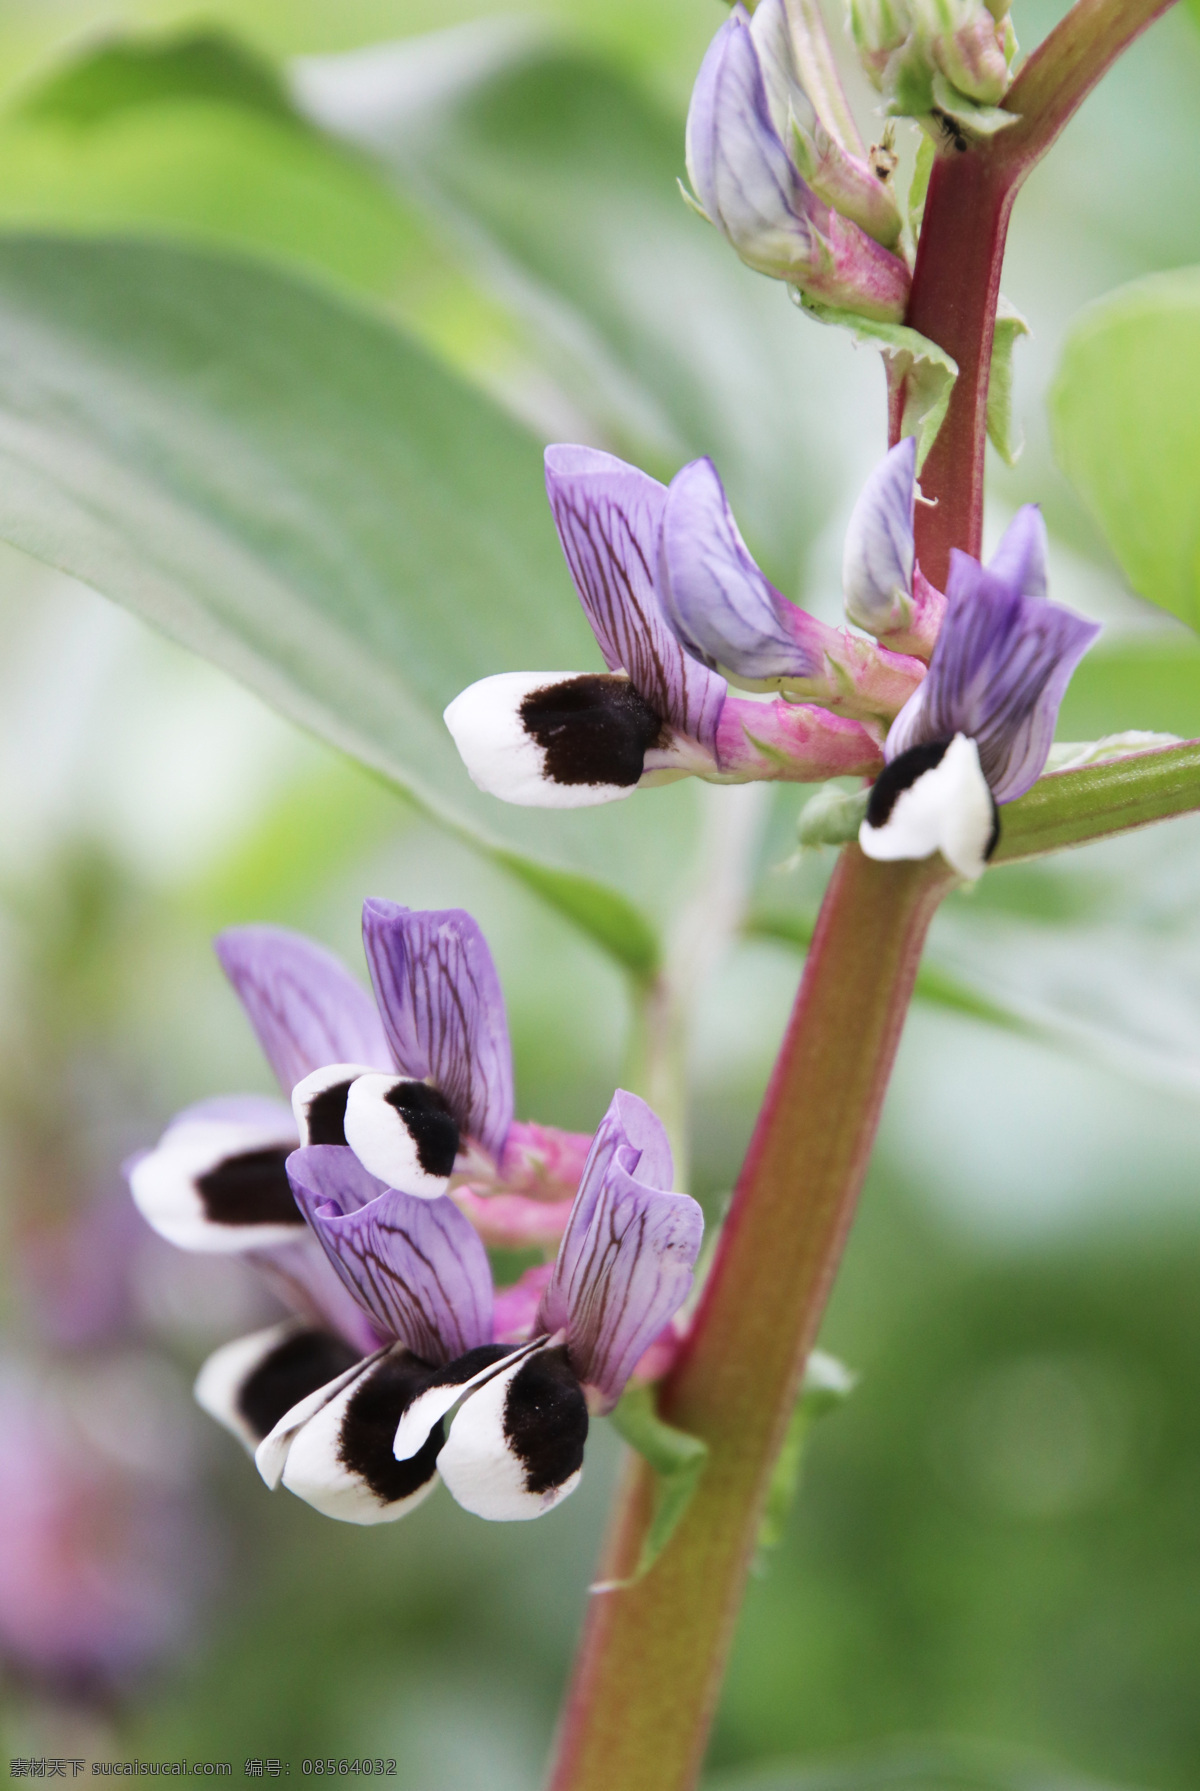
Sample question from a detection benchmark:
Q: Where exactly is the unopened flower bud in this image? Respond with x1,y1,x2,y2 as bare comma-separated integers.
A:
686,0,908,318
847,0,1018,128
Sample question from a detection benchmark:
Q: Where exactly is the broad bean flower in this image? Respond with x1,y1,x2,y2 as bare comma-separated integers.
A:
858,505,1100,879
130,902,592,1257
198,1091,702,1525
685,0,909,317
445,446,909,806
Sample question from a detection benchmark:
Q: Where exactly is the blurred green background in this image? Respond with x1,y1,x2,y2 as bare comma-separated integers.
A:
0,0,1198,1786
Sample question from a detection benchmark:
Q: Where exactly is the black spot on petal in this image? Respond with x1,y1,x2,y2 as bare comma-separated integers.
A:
238,1330,360,1442
866,737,1000,861
303,1078,355,1145
504,1348,589,1496
865,738,952,828
520,675,665,789
385,1082,460,1177
337,1346,510,1505
197,1146,302,1227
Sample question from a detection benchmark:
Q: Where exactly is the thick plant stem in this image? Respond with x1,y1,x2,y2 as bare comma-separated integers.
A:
901,0,1179,587
546,849,954,1791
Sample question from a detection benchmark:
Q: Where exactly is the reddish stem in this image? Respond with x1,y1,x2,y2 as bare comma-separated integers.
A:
900,0,1178,588
547,851,954,1791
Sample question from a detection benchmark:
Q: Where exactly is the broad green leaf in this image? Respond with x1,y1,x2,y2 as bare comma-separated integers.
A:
756,1351,855,1560
1050,268,1200,630
1056,632,1200,741
294,35,883,583
599,1383,709,1588
0,35,523,385
16,28,297,129
0,233,666,975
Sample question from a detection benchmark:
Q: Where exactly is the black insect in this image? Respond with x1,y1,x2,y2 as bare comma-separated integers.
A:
931,108,970,154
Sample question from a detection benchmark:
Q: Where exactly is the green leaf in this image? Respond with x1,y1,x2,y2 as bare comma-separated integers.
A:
799,300,959,469
0,233,664,975
1056,632,1200,740
15,28,298,130
598,1384,709,1589
294,38,877,580
1050,267,1200,630
986,295,1029,467
756,1351,856,1560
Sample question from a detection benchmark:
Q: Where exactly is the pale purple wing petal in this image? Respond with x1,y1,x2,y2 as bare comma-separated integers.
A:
287,1146,493,1364
843,438,917,633
685,6,811,274
552,1163,703,1408
539,1090,675,1339
248,1235,384,1357
544,446,726,748
659,458,822,683
215,927,390,1096
886,554,1100,803
987,505,1048,599
360,901,513,1159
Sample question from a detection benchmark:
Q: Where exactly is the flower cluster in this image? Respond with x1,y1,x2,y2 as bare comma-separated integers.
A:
684,0,910,318
849,0,1019,135
128,904,703,1525
446,436,1098,883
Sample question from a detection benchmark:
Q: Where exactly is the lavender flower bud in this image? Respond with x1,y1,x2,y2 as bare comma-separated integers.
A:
686,0,908,319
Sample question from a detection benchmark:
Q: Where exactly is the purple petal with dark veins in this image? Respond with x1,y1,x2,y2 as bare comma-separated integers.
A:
288,1146,493,1364
249,1234,383,1357
538,1090,696,1406
885,553,1100,804
540,1158,703,1410
215,927,390,1097
987,505,1048,600
544,446,726,749
659,458,822,682
360,902,513,1159
842,438,917,633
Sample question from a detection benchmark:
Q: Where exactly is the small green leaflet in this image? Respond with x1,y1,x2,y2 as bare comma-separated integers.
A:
987,296,1030,467
795,781,869,848
797,297,958,470
755,1350,856,1564
595,1385,710,1590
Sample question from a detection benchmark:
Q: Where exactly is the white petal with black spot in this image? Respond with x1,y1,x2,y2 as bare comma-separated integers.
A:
859,733,996,882
438,1346,588,1522
130,1113,303,1252
342,1074,460,1199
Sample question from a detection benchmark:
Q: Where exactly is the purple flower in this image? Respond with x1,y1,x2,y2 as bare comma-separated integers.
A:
858,510,1100,879
444,446,887,803
128,904,593,1262
685,0,909,318
195,1091,701,1526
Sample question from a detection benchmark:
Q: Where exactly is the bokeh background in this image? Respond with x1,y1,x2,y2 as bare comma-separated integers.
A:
0,0,1198,1785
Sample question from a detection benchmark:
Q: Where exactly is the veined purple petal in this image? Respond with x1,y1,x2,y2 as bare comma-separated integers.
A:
885,555,1100,804
685,6,815,279
659,458,823,684
545,1165,703,1411
546,1091,675,1311
361,902,513,1160
987,505,1048,600
843,438,917,634
215,927,390,1097
538,1090,700,1407
544,448,726,749
248,1234,384,1357
288,1146,493,1364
